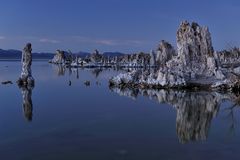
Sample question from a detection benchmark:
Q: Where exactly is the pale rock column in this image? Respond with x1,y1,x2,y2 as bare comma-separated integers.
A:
17,43,34,86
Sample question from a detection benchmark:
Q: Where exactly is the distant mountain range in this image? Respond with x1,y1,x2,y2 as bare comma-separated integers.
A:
0,49,125,59
0,49,54,59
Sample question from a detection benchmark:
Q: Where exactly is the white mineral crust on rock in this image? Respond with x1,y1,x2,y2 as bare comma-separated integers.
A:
50,50,66,64
156,40,176,66
18,43,34,85
150,50,156,66
110,21,240,89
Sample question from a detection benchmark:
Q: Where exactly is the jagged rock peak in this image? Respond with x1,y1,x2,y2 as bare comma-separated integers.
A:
157,40,174,51
173,21,217,77
49,50,66,64
156,40,176,66
109,20,238,89
17,43,34,86
177,21,214,57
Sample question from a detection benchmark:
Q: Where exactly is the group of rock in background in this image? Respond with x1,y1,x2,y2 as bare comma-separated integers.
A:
49,20,240,91
49,49,156,68
49,42,180,69
109,21,240,91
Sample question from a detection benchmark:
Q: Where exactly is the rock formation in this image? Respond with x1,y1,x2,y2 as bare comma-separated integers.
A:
50,50,66,64
49,48,159,68
110,21,240,90
84,80,91,86
156,40,176,67
1,81,13,85
17,43,34,86
149,50,156,66
167,21,216,78
218,47,240,67
155,21,222,87
90,49,103,63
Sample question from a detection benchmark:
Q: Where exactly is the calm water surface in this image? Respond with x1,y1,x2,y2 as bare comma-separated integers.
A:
0,61,240,160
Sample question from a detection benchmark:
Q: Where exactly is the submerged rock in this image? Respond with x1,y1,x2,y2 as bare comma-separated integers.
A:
84,80,91,86
1,81,13,85
17,43,34,87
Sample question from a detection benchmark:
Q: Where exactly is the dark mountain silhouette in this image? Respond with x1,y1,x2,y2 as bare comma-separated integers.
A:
0,49,125,60
0,49,54,59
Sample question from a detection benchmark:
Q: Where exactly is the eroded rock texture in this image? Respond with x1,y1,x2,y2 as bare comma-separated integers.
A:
17,43,34,86
156,40,176,67
50,50,66,64
110,21,240,89
150,50,156,67
167,21,216,78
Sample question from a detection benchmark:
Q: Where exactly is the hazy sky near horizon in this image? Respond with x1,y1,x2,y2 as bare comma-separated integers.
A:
0,0,239,53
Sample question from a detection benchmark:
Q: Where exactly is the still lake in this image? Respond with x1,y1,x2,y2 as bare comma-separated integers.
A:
0,61,240,160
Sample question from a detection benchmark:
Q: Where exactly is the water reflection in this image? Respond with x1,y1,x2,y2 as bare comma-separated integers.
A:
223,99,240,137
53,64,65,76
19,85,33,122
175,92,220,143
91,68,103,78
52,65,131,79
109,87,240,143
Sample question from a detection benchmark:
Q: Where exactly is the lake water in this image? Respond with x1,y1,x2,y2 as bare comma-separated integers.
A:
0,61,240,160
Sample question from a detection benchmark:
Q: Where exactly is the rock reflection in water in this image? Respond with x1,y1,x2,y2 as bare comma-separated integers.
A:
174,92,220,143
53,65,106,79
92,69,103,78
53,64,65,76
109,87,240,143
19,86,33,122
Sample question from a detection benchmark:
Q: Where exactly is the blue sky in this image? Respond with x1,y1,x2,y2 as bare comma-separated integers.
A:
0,0,239,53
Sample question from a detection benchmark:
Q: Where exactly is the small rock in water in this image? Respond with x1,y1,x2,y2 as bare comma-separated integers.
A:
1,81,13,85
69,80,72,86
84,81,90,86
